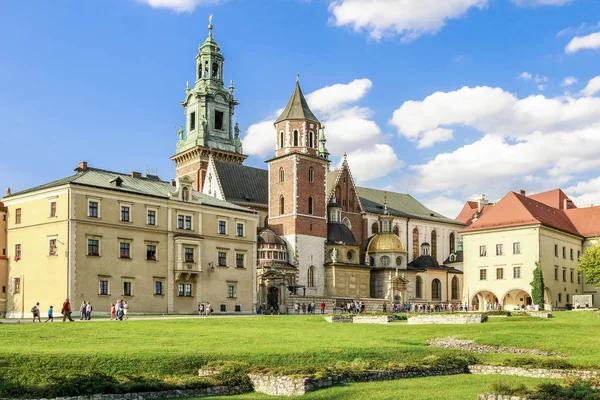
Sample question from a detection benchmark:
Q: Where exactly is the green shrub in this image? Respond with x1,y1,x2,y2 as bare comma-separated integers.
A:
489,381,529,396
503,357,574,370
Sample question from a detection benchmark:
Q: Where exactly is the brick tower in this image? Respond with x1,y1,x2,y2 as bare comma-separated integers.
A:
267,77,330,295
171,16,246,191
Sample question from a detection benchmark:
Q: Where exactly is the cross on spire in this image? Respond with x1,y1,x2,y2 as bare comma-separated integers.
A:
208,14,214,38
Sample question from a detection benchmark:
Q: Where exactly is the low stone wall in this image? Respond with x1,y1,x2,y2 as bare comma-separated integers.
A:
324,316,354,323
477,394,533,400
408,314,486,324
468,365,600,379
427,337,566,357
526,311,552,318
248,368,465,396
324,315,399,324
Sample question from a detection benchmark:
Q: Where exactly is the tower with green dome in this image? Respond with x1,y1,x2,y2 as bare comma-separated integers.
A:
172,15,246,191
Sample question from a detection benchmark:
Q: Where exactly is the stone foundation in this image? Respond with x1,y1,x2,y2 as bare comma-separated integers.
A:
427,337,566,357
468,365,600,379
408,314,486,324
477,395,533,400
324,315,400,324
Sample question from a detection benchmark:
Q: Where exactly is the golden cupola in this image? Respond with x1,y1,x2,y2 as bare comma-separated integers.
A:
365,192,406,254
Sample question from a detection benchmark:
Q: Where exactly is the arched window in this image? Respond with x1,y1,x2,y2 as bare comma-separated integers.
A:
431,230,437,261
349,189,355,211
293,130,299,146
335,185,341,203
307,266,315,288
309,131,314,148
279,167,284,183
449,232,455,254
342,217,351,228
451,276,459,300
432,279,441,301
197,63,202,80
279,196,285,215
308,167,314,183
371,222,379,234
308,196,313,215
412,228,419,260
212,62,219,78
393,225,400,236
280,131,284,148
182,187,189,202
416,276,422,298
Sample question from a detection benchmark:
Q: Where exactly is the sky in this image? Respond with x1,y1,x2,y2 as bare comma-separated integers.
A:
1,0,600,219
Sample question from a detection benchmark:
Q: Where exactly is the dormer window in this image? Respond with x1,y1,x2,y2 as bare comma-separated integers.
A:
190,112,196,131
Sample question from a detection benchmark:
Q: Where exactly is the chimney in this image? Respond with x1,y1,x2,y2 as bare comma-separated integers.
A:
519,189,526,196
5,187,11,196
131,171,142,179
564,198,575,209
77,161,88,173
171,179,177,187
476,194,488,213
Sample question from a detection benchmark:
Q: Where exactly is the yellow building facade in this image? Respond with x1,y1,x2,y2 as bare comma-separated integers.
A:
0,201,7,316
3,163,258,318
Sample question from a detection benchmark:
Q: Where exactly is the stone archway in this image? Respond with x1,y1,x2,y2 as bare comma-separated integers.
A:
501,288,531,310
471,290,500,311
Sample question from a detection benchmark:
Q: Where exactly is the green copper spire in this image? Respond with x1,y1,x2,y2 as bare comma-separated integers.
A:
175,15,242,156
275,78,319,124
318,120,330,160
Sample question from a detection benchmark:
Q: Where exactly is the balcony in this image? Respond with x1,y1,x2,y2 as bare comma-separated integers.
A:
175,261,201,281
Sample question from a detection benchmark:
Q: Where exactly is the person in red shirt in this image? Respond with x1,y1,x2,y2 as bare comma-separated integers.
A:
320,301,326,315
61,298,74,322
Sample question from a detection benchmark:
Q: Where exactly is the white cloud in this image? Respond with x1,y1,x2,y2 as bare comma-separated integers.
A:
241,118,278,158
417,128,454,149
537,84,546,91
566,176,600,207
518,71,532,80
534,74,548,84
328,0,488,41
582,76,600,96
136,0,221,12
557,21,600,38
513,0,574,5
344,144,402,182
305,78,372,113
565,31,600,53
561,76,577,87
422,196,466,220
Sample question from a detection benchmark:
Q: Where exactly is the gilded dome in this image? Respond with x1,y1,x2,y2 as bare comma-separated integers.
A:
366,233,406,253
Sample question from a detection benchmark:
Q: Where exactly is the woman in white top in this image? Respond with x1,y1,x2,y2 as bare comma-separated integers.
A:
123,301,129,320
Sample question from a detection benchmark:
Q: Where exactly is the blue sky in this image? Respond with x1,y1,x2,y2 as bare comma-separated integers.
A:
1,0,600,218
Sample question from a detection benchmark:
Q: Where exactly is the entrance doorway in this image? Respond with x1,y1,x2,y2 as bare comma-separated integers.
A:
267,287,279,307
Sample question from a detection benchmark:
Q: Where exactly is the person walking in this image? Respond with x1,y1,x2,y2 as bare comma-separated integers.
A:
205,302,212,316
85,302,93,320
45,305,54,322
61,298,74,322
110,303,116,320
32,302,41,323
116,300,124,320
320,301,325,315
79,301,87,320
123,301,129,320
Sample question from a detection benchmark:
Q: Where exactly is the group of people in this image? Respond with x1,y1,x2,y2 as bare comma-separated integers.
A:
30,298,79,322
79,301,94,320
197,302,214,316
110,300,129,320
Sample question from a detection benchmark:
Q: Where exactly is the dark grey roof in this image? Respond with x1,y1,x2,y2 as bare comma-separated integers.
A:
443,250,463,265
274,81,319,124
409,256,463,274
214,161,268,206
327,222,358,246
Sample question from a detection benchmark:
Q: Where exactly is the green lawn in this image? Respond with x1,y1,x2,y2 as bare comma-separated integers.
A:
0,311,598,397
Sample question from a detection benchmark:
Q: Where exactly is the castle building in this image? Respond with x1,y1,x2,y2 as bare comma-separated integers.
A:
0,201,7,317
2,163,258,318
458,189,600,310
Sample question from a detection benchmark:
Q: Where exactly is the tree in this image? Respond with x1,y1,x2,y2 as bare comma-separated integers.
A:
530,261,545,309
578,243,600,287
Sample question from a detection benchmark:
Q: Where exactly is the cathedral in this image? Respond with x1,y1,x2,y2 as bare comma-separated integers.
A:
174,20,465,310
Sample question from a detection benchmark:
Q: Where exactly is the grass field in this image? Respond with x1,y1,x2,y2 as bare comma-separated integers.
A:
0,311,599,398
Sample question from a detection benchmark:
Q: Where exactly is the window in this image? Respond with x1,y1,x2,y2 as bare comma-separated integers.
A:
513,242,521,254
567,294,570,303
48,239,57,256
412,228,419,260
347,251,354,261
449,233,455,254
120,242,131,259
293,130,299,146
380,256,391,267
431,230,437,261
185,216,192,230
218,251,227,266
236,253,244,268
577,250,581,260
451,276,459,300
513,266,521,279
178,284,185,296
372,222,379,234
570,269,574,283
280,131,284,148
190,111,196,131
480,245,487,257
279,196,285,215
13,278,20,294
177,215,184,229
14,244,21,260
308,196,313,215
227,285,236,299
184,247,194,262
496,268,504,280
235,305,241,312
185,283,192,297
578,272,581,284
147,245,157,261
15,208,21,224
396,256,402,266
308,167,314,183
220,304,227,312
155,281,163,295
147,210,156,225
89,201,99,218
99,280,109,295
123,281,132,296
214,110,223,130
236,223,244,237
309,131,314,148
88,239,99,256
558,293,562,303
555,267,559,281
555,244,558,257
570,249,573,260
480,269,487,280
120,206,130,222
431,279,441,301
416,276,422,298
178,215,192,230
562,268,566,282
50,201,57,218
307,266,315,288
279,167,284,183
496,244,503,256
563,246,566,259
218,220,227,234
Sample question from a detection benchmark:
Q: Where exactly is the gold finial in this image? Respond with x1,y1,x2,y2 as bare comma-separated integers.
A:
208,14,213,37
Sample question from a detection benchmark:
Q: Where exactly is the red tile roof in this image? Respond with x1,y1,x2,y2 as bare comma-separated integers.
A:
455,201,478,224
565,206,600,237
528,188,577,210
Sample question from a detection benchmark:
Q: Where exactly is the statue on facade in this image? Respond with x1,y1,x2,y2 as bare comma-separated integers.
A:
177,125,184,141
234,120,240,138
365,252,370,265
201,115,207,132
331,248,338,263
